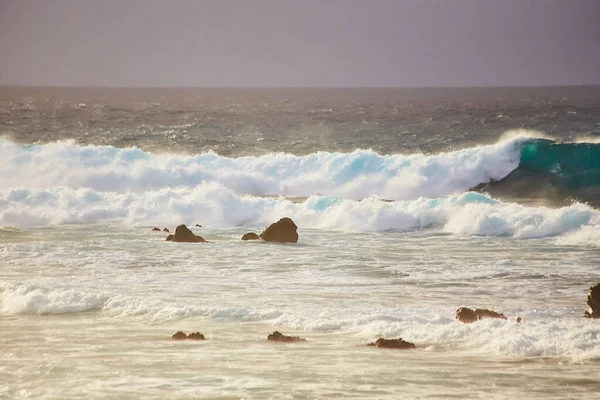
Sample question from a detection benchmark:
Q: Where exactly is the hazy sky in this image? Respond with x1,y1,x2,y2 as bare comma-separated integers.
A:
0,0,598,87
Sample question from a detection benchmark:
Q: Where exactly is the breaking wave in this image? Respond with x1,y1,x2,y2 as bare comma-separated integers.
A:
2,132,600,242
1,184,599,242
0,135,524,200
474,138,600,206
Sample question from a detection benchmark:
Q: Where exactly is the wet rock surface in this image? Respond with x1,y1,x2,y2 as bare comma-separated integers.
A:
171,225,206,243
584,283,600,318
172,331,206,340
187,332,205,340
456,307,507,323
172,331,188,340
368,338,416,349
241,232,259,240
260,218,298,243
267,331,306,342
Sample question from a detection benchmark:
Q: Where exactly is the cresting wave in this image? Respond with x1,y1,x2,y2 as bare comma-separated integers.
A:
0,134,525,199
474,138,600,206
2,283,599,361
3,132,600,205
2,132,600,241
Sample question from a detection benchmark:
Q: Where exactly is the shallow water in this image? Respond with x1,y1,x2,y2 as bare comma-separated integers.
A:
2,225,600,399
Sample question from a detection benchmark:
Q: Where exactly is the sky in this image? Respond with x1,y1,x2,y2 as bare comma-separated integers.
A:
0,0,598,87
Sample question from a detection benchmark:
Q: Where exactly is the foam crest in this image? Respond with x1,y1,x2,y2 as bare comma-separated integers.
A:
1,183,599,241
0,183,279,227
1,283,108,314
0,283,283,321
444,200,599,238
0,137,525,200
555,225,600,246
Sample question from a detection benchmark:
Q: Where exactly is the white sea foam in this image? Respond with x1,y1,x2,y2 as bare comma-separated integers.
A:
275,307,600,360
3,283,598,360
1,283,108,314
1,182,598,241
0,283,283,321
0,135,527,200
555,225,600,246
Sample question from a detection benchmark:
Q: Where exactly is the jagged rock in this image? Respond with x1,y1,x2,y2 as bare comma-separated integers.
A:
456,307,507,324
171,225,206,243
267,331,306,342
172,331,187,340
368,338,416,349
187,332,205,340
163,228,170,233
260,217,298,243
584,283,600,318
165,234,174,241
241,232,259,240
152,227,161,231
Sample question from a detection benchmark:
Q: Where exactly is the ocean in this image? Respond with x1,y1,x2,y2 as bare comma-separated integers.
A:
1,86,600,399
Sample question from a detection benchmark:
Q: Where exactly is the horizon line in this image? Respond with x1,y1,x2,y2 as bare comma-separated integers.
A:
1,84,600,90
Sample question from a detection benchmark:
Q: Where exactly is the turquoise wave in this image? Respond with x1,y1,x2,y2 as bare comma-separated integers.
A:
475,139,600,206
521,139,600,186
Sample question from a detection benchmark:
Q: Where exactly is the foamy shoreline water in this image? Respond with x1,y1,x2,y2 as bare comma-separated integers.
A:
2,224,600,399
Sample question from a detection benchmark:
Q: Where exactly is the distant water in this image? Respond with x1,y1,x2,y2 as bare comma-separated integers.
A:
1,86,600,399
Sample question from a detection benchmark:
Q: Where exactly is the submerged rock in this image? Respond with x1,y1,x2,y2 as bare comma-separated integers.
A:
171,225,206,243
267,331,306,342
241,232,259,240
172,331,206,340
368,338,416,349
584,283,600,318
260,217,298,243
456,307,507,323
172,331,187,340
152,227,161,231
187,332,205,340
163,228,170,233
195,224,202,228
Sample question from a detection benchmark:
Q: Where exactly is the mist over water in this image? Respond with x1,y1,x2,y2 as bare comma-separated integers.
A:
2,87,600,399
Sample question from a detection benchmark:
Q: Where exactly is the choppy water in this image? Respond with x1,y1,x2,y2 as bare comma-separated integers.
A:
1,86,600,399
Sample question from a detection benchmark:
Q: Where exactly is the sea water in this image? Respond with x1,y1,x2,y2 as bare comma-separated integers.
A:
1,87,600,399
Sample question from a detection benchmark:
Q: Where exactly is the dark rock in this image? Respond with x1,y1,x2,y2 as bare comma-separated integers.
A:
584,283,600,318
163,228,170,233
516,317,522,323
165,234,174,241
195,224,202,228
474,308,508,321
260,217,298,243
456,307,507,323
267,331,306,342
172,331,187,340
187,332,205,340
456,307,478,323
152,227,161,231
368,337,416,349
241,232,259,240
172,224,206,243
